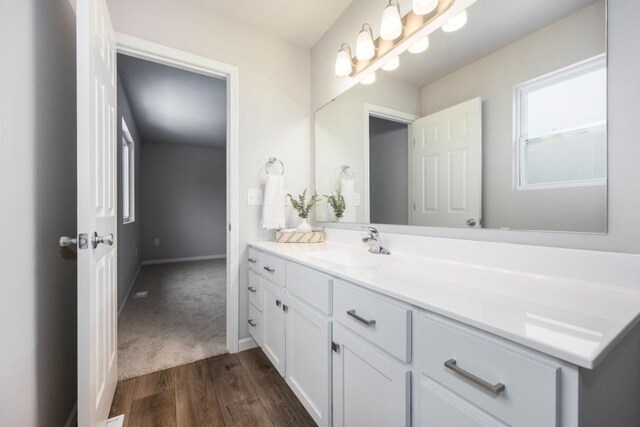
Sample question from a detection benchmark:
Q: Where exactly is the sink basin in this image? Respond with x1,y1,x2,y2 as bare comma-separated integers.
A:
306,248,390,269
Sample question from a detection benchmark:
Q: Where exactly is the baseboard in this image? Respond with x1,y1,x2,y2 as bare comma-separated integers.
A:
141,254,226,266
238,337,257,352
118,263,141,317
64,402,77,427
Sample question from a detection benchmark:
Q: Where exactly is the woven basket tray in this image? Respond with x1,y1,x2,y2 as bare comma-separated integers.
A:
275,230,325,243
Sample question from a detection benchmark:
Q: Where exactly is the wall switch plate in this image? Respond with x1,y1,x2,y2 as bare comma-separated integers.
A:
154,238,160,246
355,193,361,206
248,188,264,205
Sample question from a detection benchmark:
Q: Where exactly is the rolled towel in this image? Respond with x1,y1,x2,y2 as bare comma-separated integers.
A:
262,174,286,230
341,178,356,223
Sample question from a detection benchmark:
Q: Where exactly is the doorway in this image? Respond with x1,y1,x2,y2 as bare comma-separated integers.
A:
114,35,240,379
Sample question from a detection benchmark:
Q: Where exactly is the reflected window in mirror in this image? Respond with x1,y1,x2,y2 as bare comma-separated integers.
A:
516,55,607,190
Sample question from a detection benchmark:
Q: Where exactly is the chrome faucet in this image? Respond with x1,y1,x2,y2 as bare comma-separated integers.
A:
362,226,390,255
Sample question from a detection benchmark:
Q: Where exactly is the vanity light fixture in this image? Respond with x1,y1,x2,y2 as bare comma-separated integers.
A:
442,10,468,32
335,43,354,77
381,56,400,71
380,0,403,41
413,0,439,15
408,35,430,53
361,72,376,85
356,24,376,61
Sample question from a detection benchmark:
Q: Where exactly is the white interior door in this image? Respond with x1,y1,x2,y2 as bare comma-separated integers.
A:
77,0,118,425
411,98,482,228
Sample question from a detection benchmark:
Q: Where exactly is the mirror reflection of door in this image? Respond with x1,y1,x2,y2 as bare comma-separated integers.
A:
411,98,482,228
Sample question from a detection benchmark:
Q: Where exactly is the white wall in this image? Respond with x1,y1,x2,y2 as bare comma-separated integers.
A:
0,0,78,425
107,0,311,340
311,0,640,254
141,143,226,261
420,1,606,232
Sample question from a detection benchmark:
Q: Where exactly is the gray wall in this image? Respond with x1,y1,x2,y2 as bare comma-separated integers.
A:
420,1,606,232
0,0,77,425
369,117,409,225
117,74,143,307
141,142,226,261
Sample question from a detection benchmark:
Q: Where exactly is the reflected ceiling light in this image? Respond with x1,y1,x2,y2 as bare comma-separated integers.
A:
361,72,376,85
335,43,354,77
356,24,376,61
380,0,403,41
408,35,430,54
412,0,439,16
381,56,400,71
442,10,467,32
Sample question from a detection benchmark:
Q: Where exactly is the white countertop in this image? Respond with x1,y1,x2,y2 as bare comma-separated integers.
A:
249,240,640,369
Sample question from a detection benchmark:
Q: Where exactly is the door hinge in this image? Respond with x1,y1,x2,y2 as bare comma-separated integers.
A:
331,341,339,353
228,223,231,231
413,138,416,146
413,203,416,211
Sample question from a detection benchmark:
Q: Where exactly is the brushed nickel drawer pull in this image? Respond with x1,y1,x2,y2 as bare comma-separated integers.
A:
444,359,506,396
347,309,376,327
248,319,257,327
264,266,275,273
248,258,257,263
248,286,257,293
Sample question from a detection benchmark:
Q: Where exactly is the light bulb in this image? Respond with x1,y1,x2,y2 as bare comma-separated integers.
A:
442,10,467,32
335,44,353,77
361,72,376,85
381,56,400,71
413,0,438,15
408,35,430,54
356,24,376,61
380,1,403,41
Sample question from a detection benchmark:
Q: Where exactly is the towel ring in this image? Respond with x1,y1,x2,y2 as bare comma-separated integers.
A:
340,165,355,180
266,157,285,176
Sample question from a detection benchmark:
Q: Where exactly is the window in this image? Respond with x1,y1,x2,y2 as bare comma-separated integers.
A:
515,54,606,189
122,118,135,223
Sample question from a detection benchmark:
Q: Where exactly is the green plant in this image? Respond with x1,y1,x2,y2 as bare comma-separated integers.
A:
287,188,320,219
325,189,346,219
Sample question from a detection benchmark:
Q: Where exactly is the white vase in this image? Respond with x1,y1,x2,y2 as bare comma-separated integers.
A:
296,218,312,233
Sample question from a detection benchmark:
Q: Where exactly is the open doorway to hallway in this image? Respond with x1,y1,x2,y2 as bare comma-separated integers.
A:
116,52,228,380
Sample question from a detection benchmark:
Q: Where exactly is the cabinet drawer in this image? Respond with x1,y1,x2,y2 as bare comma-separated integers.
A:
248,247,262,272
261,252,286,287
421,314,559,427
248,269,262,311
248,302,263,347
333,280,411,362
286,261,332,315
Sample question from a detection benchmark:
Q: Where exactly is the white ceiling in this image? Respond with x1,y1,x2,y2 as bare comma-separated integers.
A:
184,0,354,48
393,0,600,87
118,54,227,149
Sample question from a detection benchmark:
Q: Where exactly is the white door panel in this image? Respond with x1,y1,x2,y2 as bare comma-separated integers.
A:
263,280,286,375
412,98,482,228
77,0,118,425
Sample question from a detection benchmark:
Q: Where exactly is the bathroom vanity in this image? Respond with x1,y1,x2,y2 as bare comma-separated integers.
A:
246,237,640,427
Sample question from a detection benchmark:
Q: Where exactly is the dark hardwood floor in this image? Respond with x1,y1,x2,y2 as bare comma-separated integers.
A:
109,348,317,427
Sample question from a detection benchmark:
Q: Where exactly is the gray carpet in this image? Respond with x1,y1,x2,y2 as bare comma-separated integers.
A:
118,259,227,380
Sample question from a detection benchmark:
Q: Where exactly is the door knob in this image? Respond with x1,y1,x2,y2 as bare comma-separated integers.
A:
466,218,477,227
59,236,77,248
92,232,114,249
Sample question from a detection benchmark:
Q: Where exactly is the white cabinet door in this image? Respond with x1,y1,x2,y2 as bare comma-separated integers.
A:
332,324,411,427
286,295,331,427
263,280,286,376
420,378,507,427
411,97,482,228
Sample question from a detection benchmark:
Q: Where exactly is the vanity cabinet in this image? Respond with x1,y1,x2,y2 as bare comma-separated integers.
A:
332,323,411,427
262,279,286,375
247,244,639,427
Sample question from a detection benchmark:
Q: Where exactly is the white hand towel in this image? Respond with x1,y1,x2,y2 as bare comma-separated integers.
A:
341,178,356,223
262,174,286,230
